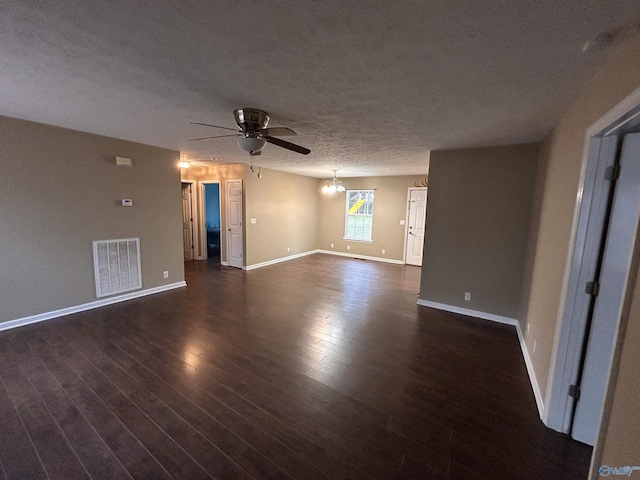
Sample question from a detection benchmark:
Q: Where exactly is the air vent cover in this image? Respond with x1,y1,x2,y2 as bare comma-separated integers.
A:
93,238,142,298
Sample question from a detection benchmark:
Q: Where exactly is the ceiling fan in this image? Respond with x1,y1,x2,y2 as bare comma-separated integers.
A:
190,108,310,156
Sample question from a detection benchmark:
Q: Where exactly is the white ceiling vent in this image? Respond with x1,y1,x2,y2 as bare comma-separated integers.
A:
93,238,142,298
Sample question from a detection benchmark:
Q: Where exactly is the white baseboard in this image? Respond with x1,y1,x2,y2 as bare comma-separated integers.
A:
0,281,187,332
514,321,545,419
244,250,319,271
417,300,518,325
317,249,404,265
221,261,229,266
417,299,545,419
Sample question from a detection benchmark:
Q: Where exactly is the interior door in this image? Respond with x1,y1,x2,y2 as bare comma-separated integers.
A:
225,180,244,268
406,188,428,266
181,183,194,260
571,132,640,444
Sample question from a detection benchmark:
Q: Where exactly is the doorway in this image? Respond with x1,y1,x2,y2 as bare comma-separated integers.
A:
202,182,221,263
405,187,428,266
226,179,244,268
181,182,194,260
546,98,640,445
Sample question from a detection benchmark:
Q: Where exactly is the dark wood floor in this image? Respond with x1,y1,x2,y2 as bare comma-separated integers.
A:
0,254,591,479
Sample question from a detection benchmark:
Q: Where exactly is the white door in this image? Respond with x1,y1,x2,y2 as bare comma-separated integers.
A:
571,133,640,445
405,188,428,266
226,180,244,268
181,183,194,260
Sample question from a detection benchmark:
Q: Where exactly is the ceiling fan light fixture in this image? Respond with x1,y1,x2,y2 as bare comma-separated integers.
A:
237,135,267,154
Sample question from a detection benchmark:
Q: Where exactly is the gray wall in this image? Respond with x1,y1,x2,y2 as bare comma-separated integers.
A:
0,116,184,324
420,143,539,320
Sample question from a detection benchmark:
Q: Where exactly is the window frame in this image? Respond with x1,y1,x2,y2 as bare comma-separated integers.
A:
343,189,375,243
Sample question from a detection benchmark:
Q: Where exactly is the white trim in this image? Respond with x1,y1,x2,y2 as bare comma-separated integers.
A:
402,188,412,263
221,261,229,266
317,249,404,265
344,189,375,242
0,282,187,332
342,238,373,243
404,187,429,266
244,250,319,271
417,299,545,419
545,84,640,431
515,320,546,420
199,180,222,261
225,179,244,269
181,180,199,260
417,299,517,325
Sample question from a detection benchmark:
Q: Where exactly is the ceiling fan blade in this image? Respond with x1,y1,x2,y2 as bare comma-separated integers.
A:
264,136,310,155
261,127,297,137
190,122,238,132
189,133,240,141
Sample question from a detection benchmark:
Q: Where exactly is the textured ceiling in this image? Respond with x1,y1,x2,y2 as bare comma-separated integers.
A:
1,1,639,177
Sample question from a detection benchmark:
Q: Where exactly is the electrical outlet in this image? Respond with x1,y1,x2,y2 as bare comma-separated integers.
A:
287,247,290,253
347,245,351,250
464,292,471,301
163,271,169,279
382,249,386,255
330,243,334,248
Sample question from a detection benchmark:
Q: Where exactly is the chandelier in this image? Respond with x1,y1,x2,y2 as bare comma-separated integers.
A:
322,170,345,193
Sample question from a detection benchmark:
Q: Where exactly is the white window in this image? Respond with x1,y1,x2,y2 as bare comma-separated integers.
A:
344,190,374,241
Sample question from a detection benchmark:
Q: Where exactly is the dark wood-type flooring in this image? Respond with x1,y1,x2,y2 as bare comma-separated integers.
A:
0,254,592,479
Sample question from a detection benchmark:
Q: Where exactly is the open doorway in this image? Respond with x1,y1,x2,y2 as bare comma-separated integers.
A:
202,182,221,263
181,182,195,260
545,95,640,446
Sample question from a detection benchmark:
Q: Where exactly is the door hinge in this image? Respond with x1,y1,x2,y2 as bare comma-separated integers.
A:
569,384,581,401
605,164,620,181
585,280,600,296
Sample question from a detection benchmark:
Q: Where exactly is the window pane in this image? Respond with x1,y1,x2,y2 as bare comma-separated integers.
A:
344,190,374,241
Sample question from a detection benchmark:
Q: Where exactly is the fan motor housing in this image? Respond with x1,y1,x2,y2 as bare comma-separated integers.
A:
234,108,269,132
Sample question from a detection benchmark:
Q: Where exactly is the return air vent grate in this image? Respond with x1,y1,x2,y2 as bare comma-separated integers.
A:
93,238,142,298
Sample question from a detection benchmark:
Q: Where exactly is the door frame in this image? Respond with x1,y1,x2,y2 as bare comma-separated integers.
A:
403,187,428,265
199,180,222,261
181,180,197,260
544,85,640,433
225,179,244,268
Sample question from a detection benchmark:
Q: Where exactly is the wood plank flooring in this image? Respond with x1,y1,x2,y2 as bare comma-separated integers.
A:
0,254,592,479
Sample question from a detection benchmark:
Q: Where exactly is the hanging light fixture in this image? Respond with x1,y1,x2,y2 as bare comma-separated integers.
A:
322,170,346,193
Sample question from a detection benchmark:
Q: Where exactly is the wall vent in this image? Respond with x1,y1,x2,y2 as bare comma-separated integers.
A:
93,238,142,298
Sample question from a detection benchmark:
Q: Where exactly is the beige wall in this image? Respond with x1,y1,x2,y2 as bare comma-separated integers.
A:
0,116,184,324
181,163,246,264
522,32,640,405
317,175,428,261
244,167,319,266
419,144,539,319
